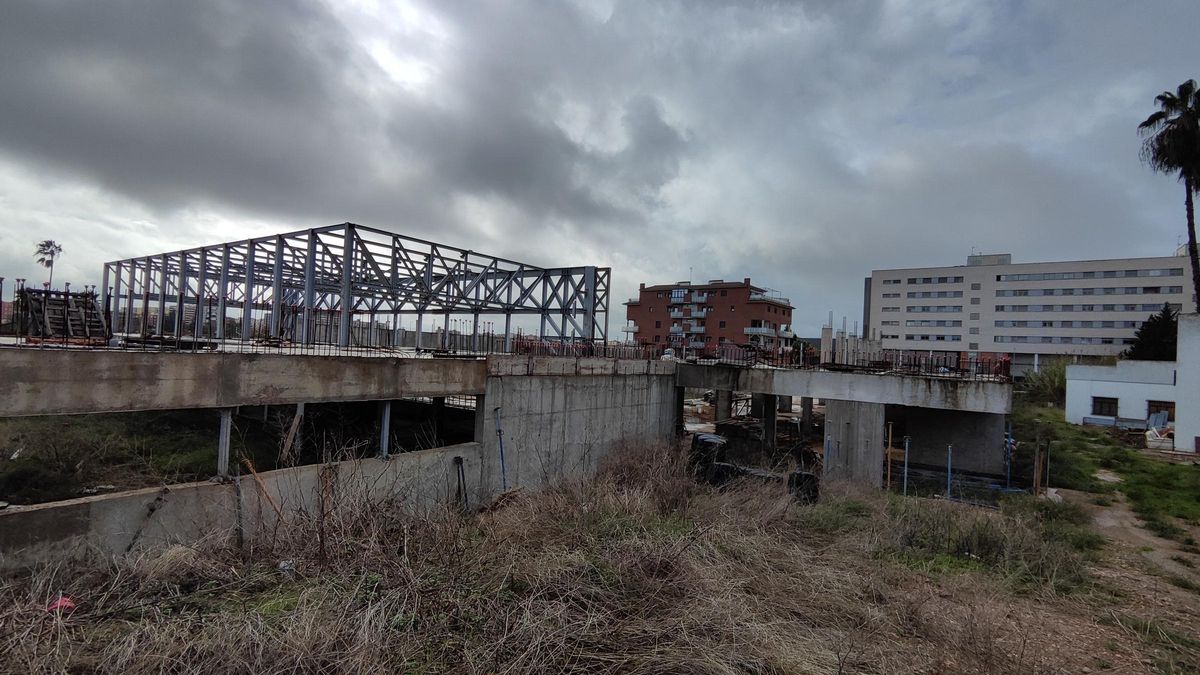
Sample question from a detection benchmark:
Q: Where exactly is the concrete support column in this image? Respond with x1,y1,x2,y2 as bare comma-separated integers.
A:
750,393,766,418
824,399,885,487
293,402,305,457
674,386,686,436
762,393,778,453
379,400,392,459
473,394,486,444
433,396,446,443
217,408,232,478
777,395,793,413
715,389,733,422
801,397,814,439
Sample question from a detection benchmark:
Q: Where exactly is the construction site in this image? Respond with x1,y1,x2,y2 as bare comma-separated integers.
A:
2,225,1200,672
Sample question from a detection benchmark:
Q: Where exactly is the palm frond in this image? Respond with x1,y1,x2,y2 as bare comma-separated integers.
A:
1179,79,1197,102
1138,110,1168,133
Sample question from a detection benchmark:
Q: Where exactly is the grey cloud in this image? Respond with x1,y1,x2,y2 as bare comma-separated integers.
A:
0,0,1198,336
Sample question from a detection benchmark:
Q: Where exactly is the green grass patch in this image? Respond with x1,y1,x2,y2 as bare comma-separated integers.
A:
792,498,872,535
873,494,1095,592
1011,403,1200,541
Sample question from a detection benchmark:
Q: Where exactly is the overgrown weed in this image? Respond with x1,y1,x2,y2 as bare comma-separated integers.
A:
0,443,1114,673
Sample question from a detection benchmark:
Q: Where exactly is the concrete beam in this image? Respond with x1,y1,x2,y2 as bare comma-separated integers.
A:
676,364,1010,414
0,350,487,417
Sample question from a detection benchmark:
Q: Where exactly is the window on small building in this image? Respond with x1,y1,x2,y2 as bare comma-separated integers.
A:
719,320,726,328
1092,397,1118,417
654,335,661,343
655,320,661,328
1148,400,1176,422
720,290,727,297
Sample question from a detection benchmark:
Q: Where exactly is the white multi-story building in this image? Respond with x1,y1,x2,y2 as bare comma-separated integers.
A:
863,252,1194,372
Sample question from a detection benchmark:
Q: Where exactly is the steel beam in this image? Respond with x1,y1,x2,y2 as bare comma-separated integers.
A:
100,222,611,346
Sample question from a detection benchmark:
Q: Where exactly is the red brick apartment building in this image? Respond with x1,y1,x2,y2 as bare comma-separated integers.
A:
622,278,794,354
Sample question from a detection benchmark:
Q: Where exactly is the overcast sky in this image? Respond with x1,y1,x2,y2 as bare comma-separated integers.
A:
0,0,1197,336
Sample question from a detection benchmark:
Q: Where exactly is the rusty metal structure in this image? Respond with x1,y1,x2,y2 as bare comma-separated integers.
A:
101,222,611,348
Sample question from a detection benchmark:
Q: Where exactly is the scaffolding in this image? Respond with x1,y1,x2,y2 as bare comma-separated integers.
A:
101,222,611,349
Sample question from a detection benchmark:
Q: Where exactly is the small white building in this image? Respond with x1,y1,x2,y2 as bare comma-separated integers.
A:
1065,360,1176,429
1176,314,1200,452
1064,312,1200,451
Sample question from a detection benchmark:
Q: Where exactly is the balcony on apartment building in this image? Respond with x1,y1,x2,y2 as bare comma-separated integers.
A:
687,340,706,349
749,291,791,306
744,326,776,336
690,308,709,318
622,322,639,333
670,325,684,334
686,324,705,334
669,309,684,318
777,327,794,339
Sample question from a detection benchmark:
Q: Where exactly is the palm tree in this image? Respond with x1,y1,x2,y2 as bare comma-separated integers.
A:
33,240,64,289
1139,79,1200,312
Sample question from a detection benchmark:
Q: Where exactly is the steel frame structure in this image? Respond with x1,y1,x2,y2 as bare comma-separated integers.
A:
101,222,610,348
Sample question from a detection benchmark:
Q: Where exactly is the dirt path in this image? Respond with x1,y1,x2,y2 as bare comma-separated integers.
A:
1091,492,1197,580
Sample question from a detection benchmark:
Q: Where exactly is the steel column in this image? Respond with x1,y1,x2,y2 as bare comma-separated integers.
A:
302,232,316,343
124,263,135,333
195,248,208,339
216,245,229,340
241,244,256,339
140,261,151,335
270,235,284,338
175,252,187,336
338,226,353,347
157,253,168,335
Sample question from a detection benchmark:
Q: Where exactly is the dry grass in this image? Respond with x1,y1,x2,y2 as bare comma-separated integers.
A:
0,443,1172,673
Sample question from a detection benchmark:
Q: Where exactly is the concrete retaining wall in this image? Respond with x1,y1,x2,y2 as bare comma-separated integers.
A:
0,356,680,570
0,442,483,571
477,356,677,493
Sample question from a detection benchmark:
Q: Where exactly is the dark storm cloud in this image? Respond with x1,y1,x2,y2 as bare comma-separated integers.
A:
0,0,1197,333
0,1,391,219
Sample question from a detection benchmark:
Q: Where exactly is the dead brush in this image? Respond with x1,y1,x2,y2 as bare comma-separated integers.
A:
0,442,1107,674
